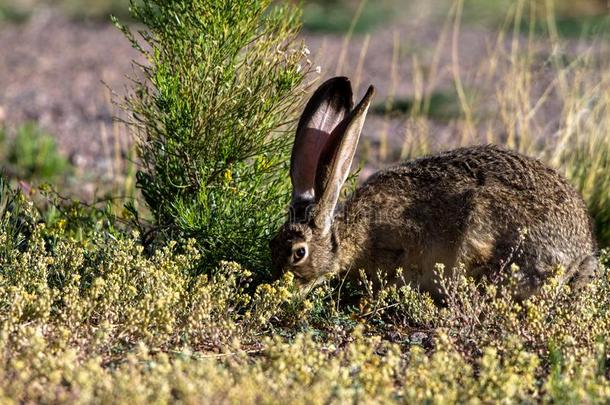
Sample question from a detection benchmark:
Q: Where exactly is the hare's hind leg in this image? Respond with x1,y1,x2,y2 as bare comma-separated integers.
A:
566,255,599,292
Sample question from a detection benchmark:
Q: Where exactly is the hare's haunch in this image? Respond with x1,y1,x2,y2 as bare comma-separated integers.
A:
270,76,597,300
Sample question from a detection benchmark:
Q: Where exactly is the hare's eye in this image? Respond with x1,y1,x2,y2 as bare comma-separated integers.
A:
291,245,307,265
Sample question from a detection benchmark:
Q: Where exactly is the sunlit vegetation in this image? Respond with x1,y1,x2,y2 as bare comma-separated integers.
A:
0,0,609,402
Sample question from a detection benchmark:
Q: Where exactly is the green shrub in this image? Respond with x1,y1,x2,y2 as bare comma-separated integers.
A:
552,72,610,245
462,0,610,37
0,0,30,22
116,0,312,274
2,123,70,183
0,176,33,257
303,0,392,34
61,0,131,20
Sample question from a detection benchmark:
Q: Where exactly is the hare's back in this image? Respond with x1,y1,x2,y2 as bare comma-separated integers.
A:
383,144,588,215
358,145,595,279
392,145,572,198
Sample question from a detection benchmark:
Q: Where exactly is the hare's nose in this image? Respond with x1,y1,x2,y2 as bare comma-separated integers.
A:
290,271,309,286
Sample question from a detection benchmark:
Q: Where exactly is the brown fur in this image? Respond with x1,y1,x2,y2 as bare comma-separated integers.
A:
270,78,598,300
271,145,597,300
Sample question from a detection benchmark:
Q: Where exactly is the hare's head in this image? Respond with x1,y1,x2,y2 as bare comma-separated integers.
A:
270,77,374,289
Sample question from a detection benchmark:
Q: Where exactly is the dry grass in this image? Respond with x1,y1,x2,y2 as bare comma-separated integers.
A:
345,0,610,245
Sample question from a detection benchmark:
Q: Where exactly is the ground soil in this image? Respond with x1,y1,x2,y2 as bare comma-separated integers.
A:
0,7,601,187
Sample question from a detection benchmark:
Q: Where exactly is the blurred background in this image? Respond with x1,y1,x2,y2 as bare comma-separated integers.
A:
0,0,609,192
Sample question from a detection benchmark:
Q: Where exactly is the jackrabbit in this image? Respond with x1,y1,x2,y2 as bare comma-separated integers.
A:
270,76,597,300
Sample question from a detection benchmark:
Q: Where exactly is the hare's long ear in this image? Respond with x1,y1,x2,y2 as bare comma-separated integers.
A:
314,85,375,234
290,77,353,209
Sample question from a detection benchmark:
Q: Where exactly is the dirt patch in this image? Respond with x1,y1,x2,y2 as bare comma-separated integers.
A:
0,8,604,182
0,11,138,177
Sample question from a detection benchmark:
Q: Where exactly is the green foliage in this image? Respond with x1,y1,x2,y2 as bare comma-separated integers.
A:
462,0,610,37
0,1,609,401
116,0,312,274
302,0,392,34
1,123,71,183
0,176,32,256
61,0,131,20
0,0,30,22
525,14,610,39
560,128,610,246
372,89,466,122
